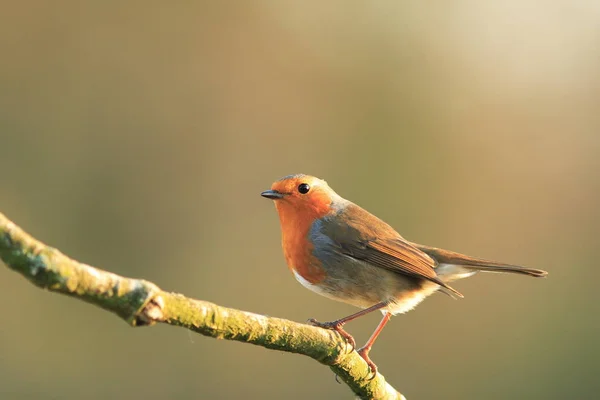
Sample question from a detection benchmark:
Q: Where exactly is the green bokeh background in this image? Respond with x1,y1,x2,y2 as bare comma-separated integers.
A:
1,2,599,399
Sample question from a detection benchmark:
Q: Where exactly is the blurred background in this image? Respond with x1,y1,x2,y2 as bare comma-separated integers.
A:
1,1,599,399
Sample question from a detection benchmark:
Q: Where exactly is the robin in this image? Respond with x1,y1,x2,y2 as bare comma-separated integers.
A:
261,174,547,375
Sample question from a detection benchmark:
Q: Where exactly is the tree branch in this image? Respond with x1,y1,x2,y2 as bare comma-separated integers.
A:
0,212,405,400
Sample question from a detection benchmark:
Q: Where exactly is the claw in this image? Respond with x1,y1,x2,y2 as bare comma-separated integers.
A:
307,318,356,351
357,347,378,380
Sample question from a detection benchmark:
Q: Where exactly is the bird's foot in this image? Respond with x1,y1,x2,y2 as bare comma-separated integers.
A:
307,318,356,350
357,346,378,380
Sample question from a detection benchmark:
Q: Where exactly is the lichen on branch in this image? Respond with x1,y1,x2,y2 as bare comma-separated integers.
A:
0,212,405,400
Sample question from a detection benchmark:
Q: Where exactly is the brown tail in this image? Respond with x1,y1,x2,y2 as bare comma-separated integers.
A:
415,244,548,278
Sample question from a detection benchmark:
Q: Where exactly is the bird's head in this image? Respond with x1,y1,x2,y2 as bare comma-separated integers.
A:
261,174,343,221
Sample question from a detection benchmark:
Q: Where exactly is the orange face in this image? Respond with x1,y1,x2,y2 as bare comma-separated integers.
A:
262,174,336,219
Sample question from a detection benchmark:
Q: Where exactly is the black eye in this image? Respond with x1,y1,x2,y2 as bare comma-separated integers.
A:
298,183,310,194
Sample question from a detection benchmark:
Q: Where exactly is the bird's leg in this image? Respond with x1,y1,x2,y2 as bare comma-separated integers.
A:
308,301,388,350
357,311,392,379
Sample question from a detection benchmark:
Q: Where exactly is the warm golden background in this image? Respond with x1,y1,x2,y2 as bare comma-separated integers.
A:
1,2,598,399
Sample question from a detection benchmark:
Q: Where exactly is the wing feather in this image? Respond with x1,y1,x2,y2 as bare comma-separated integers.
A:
320,203,463,297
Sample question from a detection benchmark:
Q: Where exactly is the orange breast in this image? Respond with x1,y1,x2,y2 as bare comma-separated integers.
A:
276,203,328,284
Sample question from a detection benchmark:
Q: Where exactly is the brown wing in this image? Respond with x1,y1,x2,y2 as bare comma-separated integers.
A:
320,203,463,297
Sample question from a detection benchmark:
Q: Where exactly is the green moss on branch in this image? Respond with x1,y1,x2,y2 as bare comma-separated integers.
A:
0,212,404,400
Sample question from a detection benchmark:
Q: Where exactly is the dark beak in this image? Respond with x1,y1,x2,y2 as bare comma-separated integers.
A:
261,189,285,199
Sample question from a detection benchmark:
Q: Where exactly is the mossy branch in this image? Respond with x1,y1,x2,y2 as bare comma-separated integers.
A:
0,212,405,400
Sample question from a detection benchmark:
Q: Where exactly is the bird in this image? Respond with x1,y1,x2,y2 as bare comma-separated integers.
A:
261,174,547,376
